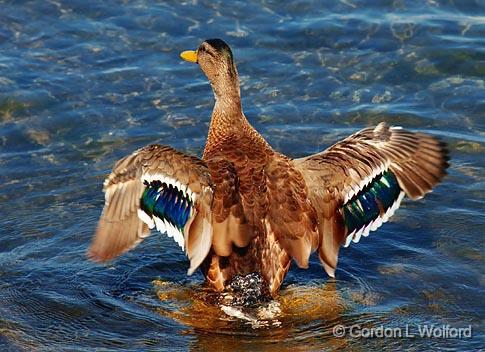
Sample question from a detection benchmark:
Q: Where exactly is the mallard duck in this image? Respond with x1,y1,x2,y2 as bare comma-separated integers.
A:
89,38,448,295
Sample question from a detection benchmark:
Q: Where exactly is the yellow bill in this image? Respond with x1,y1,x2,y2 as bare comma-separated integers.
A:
180,50,198,63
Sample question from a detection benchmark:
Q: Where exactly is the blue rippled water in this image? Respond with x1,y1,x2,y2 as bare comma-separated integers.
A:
0,0,484,350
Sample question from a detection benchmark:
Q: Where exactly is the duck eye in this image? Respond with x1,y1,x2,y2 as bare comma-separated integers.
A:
200,46,216,57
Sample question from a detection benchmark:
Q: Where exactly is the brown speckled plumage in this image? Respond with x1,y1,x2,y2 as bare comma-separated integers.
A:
89,39,448,295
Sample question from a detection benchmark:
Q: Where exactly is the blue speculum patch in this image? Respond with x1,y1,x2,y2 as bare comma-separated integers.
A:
141,180,192,230
342,171,401,233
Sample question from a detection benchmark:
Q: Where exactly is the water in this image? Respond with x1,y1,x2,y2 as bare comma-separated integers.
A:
0,0,484,350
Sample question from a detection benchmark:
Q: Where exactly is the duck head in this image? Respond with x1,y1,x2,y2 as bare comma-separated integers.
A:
180,38,240,102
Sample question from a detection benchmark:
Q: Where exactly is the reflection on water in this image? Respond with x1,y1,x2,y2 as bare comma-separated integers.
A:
153,280,349,351
0,0,484,350
153,280,344,331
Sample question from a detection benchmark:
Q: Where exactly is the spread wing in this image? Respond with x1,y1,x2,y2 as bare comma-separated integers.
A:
293,122,449,276
88,144,214,275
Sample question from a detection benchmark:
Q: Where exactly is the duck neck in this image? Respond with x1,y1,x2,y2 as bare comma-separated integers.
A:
207,78,249,141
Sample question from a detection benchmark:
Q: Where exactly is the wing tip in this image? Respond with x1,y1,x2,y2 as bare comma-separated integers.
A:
86,246,112,263
437,137,450,170
295,259,309,270
323,263,336,278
